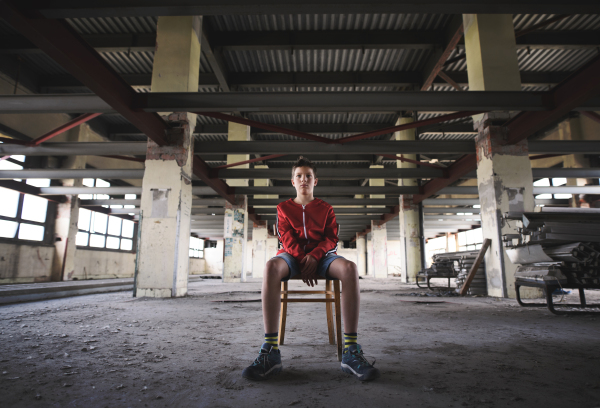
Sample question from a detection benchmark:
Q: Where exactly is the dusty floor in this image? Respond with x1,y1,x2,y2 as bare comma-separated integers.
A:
0,278,599,408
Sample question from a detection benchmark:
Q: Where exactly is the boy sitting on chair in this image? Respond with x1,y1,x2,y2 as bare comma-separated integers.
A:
242,156,380,382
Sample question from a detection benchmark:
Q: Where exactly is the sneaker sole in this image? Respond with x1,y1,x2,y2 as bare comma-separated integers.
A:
341,364,381,382
242,364,283,381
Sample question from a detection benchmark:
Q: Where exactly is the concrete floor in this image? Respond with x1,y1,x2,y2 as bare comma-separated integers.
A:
0,278,599,408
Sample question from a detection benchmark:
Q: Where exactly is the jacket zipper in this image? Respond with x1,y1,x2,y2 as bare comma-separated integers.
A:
302,204,309,252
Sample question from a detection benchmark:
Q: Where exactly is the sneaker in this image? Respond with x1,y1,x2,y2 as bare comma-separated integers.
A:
242,343,282,381
341,344,380,381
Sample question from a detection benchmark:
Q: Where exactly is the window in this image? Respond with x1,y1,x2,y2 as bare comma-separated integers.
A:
76,179,136,251
189,236,204,258
457,228,483,251
534,177,572,201
0,156,50,242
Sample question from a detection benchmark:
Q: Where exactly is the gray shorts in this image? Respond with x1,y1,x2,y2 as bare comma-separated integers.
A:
273,252,345,282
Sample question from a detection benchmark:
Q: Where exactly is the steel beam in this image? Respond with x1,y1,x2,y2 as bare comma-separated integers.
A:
248,198,398,206
425,215,481,220
30,1,600,18
217,167,445,179
507,56,600,144
7,140,600,158
2,92,599,114
422,198,480,206
135,91,564,113
424,207,480,214
0,169,145,180
421,15,463,91
0,2,237,205
37,71,573,92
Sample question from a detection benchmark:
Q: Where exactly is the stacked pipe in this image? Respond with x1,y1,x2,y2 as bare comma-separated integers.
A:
503,210,600,285
428,251,487,295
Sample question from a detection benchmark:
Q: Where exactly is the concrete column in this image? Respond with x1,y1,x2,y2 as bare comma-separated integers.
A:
399,196,422,283
395,116,422,282
252,220,268,279
252,164,277,278
371,221,388,279
223,195,248,283
463,13,532,298
135,16,201,298
356,233,367,276
366,233,373,276
463,14,521,92
224,123,250,281
369,165,385,207
475,121,534,298
51,125,89,281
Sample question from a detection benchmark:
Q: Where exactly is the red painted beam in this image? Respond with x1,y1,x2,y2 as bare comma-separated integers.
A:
582,111,600,125
422,22,464,91
0,2,170,146
0,2,238,205
335,111,483,144
213,154,286,170
30,112,102,146
196,111,334,144
378,153,446,170
506,55,600,144
412,154,477,204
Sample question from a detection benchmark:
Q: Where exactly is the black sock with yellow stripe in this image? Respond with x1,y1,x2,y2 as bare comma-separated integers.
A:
344,332,357,352
264,332,279,350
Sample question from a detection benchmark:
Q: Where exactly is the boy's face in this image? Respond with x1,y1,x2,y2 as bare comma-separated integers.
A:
291,166,318,196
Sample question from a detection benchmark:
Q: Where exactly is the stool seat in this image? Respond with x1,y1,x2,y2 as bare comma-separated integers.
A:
279,277,343,361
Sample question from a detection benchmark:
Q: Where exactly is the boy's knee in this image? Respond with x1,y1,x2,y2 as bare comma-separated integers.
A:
264,258,285,280
342,261,359,281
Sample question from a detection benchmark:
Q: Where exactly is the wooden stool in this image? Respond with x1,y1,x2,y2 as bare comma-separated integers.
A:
278,276,343,361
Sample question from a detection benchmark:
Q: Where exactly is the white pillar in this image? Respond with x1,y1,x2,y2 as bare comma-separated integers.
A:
223,195,248,283
356,233,367,276
395,116,422,282
252,221,268,279
135,16,201,297
371,221,388,279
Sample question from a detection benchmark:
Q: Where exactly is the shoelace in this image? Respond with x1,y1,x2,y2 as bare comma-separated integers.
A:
353,350,376,367
252,349,270,367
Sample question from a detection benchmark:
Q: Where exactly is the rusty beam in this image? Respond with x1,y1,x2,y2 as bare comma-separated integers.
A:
336,111,483,144
582,111,600,125
213,154,287,171
506,55,600,144
0,2,239,205
196,111,334,144
412,155,478,204
421,16,464,91
30,113,102,146
437,71,463,91
0,2,170,146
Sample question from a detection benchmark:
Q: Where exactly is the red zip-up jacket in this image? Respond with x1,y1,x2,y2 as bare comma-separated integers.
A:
276,198,339,263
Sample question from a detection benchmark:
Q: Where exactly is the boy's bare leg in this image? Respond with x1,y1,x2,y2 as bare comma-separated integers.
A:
326,259,359,333
262,257,290,333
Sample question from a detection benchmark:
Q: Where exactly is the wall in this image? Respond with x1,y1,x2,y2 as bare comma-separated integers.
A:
387,240,402,277
189,257,206,275
0,243,54,284
71,249,136,280
204,239,224,275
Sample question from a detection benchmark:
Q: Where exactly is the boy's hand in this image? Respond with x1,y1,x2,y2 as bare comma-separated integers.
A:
299,254,318,287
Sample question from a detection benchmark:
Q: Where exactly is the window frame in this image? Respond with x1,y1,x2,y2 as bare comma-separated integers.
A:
0,157,55,245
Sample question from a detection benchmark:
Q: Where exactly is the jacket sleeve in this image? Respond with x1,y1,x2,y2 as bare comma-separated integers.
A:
308,206,339,263
276,205,306,263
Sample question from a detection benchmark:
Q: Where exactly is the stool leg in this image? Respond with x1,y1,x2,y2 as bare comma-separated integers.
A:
279,281,288,345
333,280,343,361
326,280,335,345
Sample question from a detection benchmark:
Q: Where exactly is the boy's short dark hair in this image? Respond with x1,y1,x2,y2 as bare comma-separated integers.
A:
291,156,317,178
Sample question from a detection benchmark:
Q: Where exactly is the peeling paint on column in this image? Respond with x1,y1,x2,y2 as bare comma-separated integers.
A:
399,195,422,283
476,122,537,299
136,113,194,298
223,195,248,283
371,221,388,279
